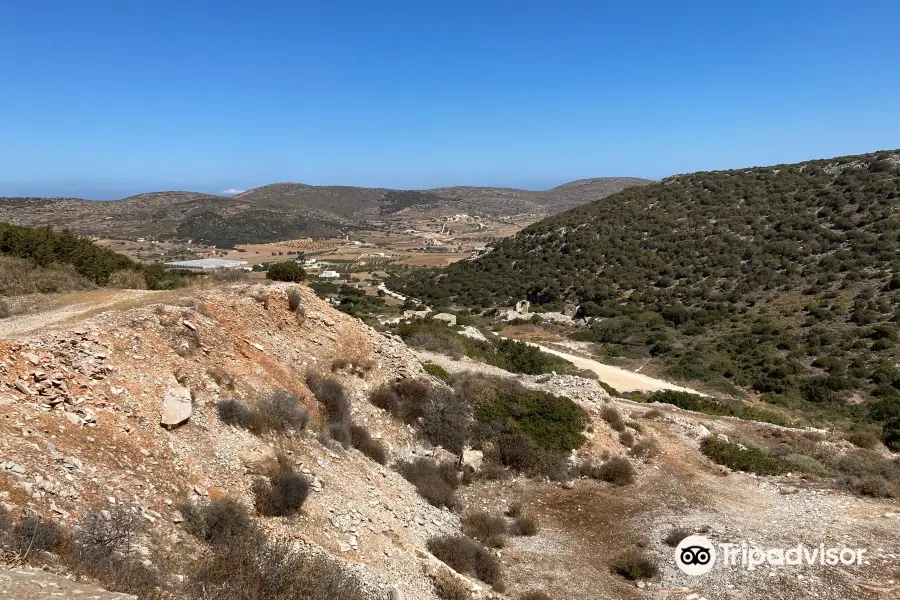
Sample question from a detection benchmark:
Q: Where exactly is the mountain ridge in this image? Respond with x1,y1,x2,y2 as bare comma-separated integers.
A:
0,177,650,246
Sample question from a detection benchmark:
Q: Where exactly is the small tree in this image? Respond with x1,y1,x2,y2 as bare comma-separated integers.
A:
266,261,306,282
884,417,900,452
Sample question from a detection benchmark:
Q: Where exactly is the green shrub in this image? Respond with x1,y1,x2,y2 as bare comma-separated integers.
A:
647,390,789,426
597,381,619,397
883,417,900,452
700,437,788,475
266,261,306,282
423,362,451,381
474,388,587,454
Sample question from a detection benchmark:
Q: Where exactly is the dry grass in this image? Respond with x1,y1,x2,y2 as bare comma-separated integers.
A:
519,592,554,600
349,423,389,464
631,437,661,460
0,256,94,296
433,568,472,600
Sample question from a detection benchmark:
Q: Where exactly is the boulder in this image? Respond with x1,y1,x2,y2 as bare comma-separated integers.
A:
432,313,457,326
239,447,278,475
461,449,484,471
160,379,192,429
695,424,712,439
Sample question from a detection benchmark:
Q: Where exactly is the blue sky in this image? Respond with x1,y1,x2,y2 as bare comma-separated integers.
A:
1,1,899,199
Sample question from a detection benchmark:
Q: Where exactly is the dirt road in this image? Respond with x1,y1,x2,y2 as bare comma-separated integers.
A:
527,341,708,395
0,289,166,339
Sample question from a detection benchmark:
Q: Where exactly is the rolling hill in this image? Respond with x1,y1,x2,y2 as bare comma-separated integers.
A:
0,177,650,248
393,150,900,428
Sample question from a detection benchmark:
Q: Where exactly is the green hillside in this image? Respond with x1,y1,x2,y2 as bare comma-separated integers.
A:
0,222,192,292
393,150,900,429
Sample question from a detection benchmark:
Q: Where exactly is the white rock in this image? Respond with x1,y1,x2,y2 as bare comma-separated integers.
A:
160,378,192,429
462,449,484,471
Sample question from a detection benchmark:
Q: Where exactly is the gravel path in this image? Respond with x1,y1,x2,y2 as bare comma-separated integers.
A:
0,289,163,339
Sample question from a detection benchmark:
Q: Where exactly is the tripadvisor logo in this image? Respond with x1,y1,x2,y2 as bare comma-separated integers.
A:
676,535,716,575
675,534,868,575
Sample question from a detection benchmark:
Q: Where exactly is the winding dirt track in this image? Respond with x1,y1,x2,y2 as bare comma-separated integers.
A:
526,341,708,395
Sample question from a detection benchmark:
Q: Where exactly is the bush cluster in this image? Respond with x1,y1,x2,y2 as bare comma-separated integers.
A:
427,535,503,589
700,437,789,476
611,549,658,580
2,507,161,598
396,458,459,508
252,471,310,517
646,390,790,427
462,511,508,548
266,261,307,282
370,378,469,455
395,320,574,375
216,390,309,435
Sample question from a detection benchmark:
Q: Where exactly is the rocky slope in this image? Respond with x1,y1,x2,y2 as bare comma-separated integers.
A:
0,283,897,600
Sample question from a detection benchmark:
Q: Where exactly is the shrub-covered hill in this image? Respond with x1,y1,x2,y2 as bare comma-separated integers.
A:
0,221,192,292
393,150,900,427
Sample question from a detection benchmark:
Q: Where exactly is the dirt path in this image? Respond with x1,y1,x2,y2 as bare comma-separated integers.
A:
0,289,167,339
492,334,708,395
530,342,707,395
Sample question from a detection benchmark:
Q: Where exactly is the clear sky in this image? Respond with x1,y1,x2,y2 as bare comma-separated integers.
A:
1,1,899,199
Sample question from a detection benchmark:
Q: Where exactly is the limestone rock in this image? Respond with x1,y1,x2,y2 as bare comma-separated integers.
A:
160,378,192,429
461,449,483,471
